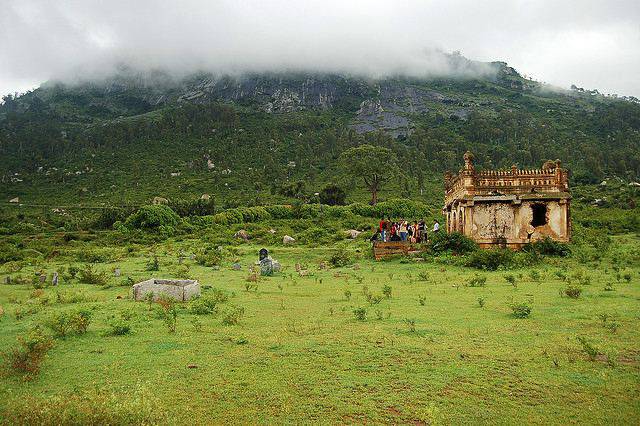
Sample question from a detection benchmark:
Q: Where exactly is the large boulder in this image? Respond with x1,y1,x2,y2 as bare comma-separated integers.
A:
132,279,200,301
283,235,295,244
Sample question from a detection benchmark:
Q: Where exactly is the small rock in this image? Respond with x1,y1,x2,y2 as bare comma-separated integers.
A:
234,230,249,240
201,193,211,200
9,197,19,203
600,180,607,186
283,235,295,244
232,263,242,271
268,229,277,234
345,229,361,239
114,268,121,277
152,196,169,205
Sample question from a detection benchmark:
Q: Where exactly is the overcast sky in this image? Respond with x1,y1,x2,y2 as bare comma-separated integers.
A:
1,0,639,98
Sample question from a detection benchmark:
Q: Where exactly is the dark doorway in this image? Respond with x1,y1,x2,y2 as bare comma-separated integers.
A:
531,204,548,227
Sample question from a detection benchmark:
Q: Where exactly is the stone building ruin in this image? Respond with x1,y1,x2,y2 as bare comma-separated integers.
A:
444,152,571,249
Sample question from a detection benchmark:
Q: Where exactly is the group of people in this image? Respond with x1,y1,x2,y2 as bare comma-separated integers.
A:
371,218,440,243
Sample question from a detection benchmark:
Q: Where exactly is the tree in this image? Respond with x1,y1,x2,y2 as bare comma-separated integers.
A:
339,144,399,205
319,183,346,206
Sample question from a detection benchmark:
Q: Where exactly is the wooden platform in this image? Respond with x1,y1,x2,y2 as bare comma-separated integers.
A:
372,241,410,260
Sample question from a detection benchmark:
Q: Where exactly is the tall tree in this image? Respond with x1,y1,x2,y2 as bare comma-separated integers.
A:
339,144,399,205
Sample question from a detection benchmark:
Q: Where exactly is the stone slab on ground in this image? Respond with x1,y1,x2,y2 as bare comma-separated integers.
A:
132,278,200,301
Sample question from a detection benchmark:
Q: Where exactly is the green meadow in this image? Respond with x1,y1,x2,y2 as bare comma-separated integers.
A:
1,230,638,424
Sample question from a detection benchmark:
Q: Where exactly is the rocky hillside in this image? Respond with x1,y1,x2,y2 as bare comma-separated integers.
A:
1,58,639,206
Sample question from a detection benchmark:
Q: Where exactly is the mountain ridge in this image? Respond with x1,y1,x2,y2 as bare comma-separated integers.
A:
1,59,639,206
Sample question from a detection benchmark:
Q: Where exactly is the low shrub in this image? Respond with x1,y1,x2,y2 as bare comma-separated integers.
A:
44,312,73,338
169,198,216,217
14,305,40,320
297,226,339,245
221,305,245,325
509,301,532,318
263,205,294,219
466,275,487,287
189,295,223,315
104,316,132,336
195,246,224,267
466,249,514,271
404,318,417,332
3,327,54,378
564,285,583,299
382,284,392,299
69,309,92,334
504,274,517,287
125,205,180,230
208,288,229,304
524,237,571,257
429,232,478,255
146,255,160,271
353,307,367,321
328,246,353,267
577,336,599,361
344,289,352,300
156,296,178,333
77,265,108,285
75,248,118,263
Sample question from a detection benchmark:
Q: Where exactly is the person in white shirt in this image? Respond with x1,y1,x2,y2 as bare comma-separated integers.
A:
433,220,440,233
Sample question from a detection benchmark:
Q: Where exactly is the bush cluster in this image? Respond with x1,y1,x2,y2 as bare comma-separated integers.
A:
195,245,224,267
465,249,515,270
44,309,92,338
124,205,180,230
428,232,478,255
4,327,54,378
328,246,354,267
524,237,571,257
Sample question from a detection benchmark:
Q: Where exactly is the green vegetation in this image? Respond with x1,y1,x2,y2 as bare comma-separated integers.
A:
1,222,638,422
0,69,639,423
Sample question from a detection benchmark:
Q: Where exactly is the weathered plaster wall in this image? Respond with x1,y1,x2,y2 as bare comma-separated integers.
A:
470,202,515,241
460,200,569,247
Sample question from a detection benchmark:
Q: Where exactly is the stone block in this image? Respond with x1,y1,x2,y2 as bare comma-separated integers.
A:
132,278,200,302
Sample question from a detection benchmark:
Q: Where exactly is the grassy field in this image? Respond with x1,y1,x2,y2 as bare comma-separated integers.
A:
0,234,639,424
